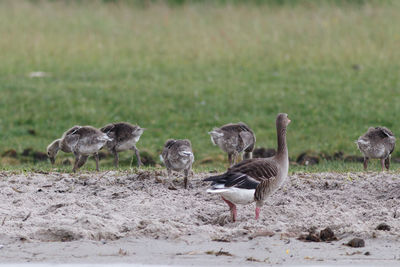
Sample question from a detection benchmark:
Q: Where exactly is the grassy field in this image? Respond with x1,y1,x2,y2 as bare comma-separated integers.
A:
1,0,400,172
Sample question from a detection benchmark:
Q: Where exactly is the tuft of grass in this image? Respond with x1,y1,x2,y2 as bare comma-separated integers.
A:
1,1,400,171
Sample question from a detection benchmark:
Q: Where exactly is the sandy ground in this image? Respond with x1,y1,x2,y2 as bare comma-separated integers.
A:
0,170,399,265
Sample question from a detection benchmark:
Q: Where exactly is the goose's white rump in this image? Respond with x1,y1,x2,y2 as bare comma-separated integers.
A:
207,185,255,205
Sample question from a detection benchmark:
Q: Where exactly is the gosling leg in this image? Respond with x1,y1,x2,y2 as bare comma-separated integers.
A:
112,149,119,168
380,158,385,172
385,156,391,171
363,157,369,171
133,145,143,167
183,168,189,189
94,153,100,171
77,155,89,169
72,153,80,172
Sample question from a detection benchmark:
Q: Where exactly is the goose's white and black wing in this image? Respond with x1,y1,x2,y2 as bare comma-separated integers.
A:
204,158,278,204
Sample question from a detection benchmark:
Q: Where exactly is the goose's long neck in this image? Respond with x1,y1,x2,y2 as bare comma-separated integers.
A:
276,125,288,160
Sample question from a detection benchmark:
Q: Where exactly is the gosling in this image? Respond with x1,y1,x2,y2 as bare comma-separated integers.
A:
100,122,145,167
47,126,112,172
356,127,396,171
161,139,194,189
208,122,256,166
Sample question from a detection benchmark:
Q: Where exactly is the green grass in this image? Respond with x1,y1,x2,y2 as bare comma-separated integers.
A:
1,159,399,175
1,1,400,171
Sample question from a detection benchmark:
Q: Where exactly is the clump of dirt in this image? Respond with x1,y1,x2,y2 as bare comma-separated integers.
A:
27,129,36,135
62,158,73,165
32,151,47,161
140,150,156,166
298,228,321,242
376,223,391,231
97,151,110,160
34,228,82,242
296,152,320,166
333,151,344,160
253,147,276,158
298,227,338,242
205,249,233,257
199,155,225,165
346,238,365,248
2,149,17,158
319,227,337,241
344,155,364,163
20,148,48,162
22,148,33,156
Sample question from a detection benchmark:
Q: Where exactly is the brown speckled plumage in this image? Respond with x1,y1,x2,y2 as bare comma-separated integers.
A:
204,113,290,222
100,122,145,167
161,139,194,189
47,126,111,172
356,127,396,171
208,122,256,166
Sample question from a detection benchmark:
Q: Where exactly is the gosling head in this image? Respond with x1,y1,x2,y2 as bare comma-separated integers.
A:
133,127,146,136
208,129,224,145
47,139,61,165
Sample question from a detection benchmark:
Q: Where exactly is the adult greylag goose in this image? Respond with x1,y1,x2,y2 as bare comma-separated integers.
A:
100,122,145,167
204,113,290,222
208,122,256,166
47,126,112,172
356,127,395,171
161,139,194,189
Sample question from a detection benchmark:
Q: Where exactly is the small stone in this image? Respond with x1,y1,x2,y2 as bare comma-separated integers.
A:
364,251,370,256
347,238,365,248
376,223,391,231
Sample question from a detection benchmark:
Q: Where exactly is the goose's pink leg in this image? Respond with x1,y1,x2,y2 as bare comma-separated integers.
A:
222,196,237,222
255,207,261,220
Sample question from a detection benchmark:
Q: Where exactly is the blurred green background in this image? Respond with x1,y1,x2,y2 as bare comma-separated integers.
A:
1,0,399,171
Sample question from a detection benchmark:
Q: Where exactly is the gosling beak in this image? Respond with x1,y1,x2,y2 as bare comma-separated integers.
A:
49,157,55,165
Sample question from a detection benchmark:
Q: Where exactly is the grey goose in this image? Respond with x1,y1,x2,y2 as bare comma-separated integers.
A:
204,113,290,222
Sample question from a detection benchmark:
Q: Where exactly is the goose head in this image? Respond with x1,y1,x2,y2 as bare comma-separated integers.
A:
276,113,291,128
47,139,61,165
